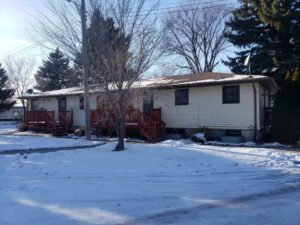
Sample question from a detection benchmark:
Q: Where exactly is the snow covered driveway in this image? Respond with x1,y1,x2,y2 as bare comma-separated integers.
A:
0,140,300,225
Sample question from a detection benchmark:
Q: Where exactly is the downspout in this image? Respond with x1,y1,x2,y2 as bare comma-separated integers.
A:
248,62,257,141
251,79,257,141
244,51,258,141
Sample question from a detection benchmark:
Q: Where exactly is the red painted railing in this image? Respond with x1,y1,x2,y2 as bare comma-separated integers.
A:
26,110,55,124
26,110,73,135
59,111,73,131
90,108,116,128
90,107,165,142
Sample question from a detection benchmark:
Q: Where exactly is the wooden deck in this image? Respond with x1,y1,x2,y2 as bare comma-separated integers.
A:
90,107,166,142
26,108,166,142
26,110,73,136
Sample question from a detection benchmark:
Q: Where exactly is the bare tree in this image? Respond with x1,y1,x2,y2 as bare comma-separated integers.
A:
163,1,231,73
29,0,112,60
93,0,163,151
4,57,35,116
31,0,162,150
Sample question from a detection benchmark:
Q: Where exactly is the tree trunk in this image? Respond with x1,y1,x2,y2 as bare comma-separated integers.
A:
114,109,125,151
21,99,26,123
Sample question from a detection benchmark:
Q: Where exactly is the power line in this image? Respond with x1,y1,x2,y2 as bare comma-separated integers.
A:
1,42,46,61
130,0,237,15
129,2,239,18
151,0,229,12
1,0,239,60
2,43,33,56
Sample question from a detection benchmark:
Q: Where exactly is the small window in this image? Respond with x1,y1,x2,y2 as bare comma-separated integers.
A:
223,85,240,104
13,111,21,117
175,89,189,105
80,96,84,109
0,109,6,117
226,130,241,136
31,99,39,110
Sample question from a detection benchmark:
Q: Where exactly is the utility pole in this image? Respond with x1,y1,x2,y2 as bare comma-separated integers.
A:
80,0,91,140
67,0,91,140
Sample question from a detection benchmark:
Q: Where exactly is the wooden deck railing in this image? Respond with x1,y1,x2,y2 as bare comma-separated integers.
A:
90,108,116,128
59,111,73,131
90,107,165,142
26,110,73,135
26,110,55,124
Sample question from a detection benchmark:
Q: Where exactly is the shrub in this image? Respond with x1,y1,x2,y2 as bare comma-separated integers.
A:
272,81,300,144
28,125,39,132
17,123,28,132
191,132,206,144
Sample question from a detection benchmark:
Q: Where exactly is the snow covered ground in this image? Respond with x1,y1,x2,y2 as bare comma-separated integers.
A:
0,121,17,134
0,138,300,225
0,135,102,152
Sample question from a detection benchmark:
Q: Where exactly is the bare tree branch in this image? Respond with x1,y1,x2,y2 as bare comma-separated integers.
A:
4,57,35,110
163,1,231,73
31,0,163,150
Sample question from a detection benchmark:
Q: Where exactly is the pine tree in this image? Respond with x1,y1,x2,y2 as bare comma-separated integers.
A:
225,0,300,143
73,8,130,83
257,0,300,143
225,0,300,85
224,1,275,77
257,0,300,85
35,48,78,92
272,70,300,143
0,63,15,110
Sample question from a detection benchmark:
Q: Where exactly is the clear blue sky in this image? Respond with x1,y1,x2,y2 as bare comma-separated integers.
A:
0,0,238,77
0,0,46,59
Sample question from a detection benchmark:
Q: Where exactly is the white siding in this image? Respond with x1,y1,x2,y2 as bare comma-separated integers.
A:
0,107,23,120
32,97,59,120
153,83,256,130
66,95,84,126
131,95,143,112
27,82,266,131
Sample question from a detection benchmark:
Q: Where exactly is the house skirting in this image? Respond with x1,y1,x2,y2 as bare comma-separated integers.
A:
166,127,265,142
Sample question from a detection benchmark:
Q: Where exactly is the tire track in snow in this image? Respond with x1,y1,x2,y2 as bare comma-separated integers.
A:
118,182,300,225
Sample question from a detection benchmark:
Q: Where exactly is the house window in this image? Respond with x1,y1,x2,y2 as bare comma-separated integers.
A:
31,99,39,110
0,109,6,117
226,130,242,136
80,96,84,109
223,85,240,104
175,89,189,105
13,111,21,117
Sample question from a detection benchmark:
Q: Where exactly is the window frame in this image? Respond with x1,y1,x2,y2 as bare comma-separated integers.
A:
31,99,39,110
79,96,84,110
222,85,240,104
13,111,21,118
0,109,6,117
175,88,189,105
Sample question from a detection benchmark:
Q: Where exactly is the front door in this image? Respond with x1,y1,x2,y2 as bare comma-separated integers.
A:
143,94,153,116
58,97,66,120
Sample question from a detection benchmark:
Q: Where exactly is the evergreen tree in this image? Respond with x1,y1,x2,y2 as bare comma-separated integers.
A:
272,70,300,143
224,1,275,77
0,63,15,110
225,0,300,85
257,0,300,143
225,0,300,143
257,0,300,84
73,8,130,84
35,48,78,92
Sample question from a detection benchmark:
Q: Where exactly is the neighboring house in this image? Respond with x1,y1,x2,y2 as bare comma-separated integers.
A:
21,72,277,142
0,100,24,121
